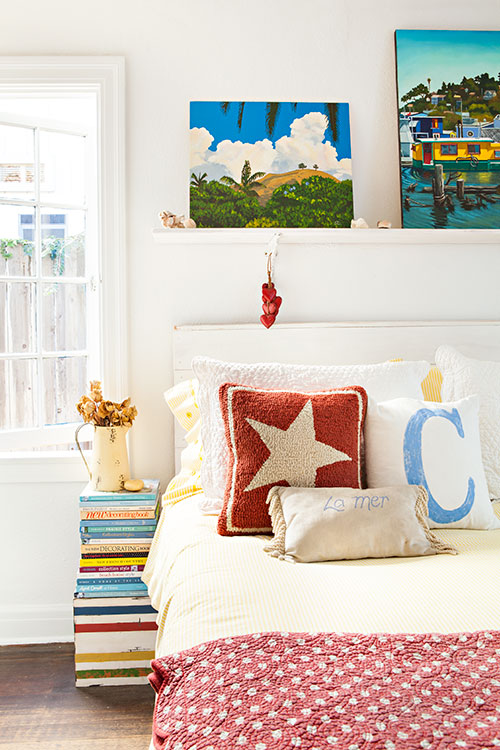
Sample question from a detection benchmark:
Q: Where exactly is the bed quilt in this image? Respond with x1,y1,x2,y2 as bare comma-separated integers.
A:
149,630,500,749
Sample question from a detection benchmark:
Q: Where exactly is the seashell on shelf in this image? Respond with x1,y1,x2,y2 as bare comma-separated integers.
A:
159,211,196,229
351,217,369,229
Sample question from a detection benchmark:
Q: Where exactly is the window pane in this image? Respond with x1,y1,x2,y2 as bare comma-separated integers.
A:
0,205,35,276
0,358,37,429
43,356,86,425
0,281,36,354
40,130,86,206
0,123,35,201
41,208,86,277
42,282,86,352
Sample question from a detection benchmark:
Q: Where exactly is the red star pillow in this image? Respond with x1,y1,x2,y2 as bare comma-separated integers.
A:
217,383,368,536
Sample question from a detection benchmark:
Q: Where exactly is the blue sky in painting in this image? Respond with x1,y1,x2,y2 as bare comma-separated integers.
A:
396,30,500,104
190,102,351,160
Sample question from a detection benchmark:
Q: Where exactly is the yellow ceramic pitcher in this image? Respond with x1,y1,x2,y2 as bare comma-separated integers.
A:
75,424,131,492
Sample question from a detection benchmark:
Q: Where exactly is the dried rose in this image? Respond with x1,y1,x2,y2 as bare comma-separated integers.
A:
89,380,103,402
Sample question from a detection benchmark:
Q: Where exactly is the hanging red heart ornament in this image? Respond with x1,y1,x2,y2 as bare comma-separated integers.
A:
262,301,277,315
261,284,280,328
261,283,277,302
260,314,275,329
260,235,282,329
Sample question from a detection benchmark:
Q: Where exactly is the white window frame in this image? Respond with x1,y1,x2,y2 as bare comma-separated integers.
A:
0,111,99,448
0,57,126,481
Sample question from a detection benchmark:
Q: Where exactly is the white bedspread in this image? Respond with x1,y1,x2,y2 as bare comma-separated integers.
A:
143,496,500,659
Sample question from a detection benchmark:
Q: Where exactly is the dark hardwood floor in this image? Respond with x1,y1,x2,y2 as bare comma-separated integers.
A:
0,643,155,749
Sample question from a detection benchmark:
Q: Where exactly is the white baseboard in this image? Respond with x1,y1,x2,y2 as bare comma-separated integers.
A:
0,603,74,645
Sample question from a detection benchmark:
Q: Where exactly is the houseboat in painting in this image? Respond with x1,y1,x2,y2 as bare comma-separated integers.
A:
412,137,500,172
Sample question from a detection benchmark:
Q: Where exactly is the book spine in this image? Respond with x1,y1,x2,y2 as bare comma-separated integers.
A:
79,492,159,503
81,537,153,543
80,541,151,557
80,531,155,539
80,509,158,520
77,569,144,578
74,590,149,599
80,524,156,532
79,500,158,508
80,518,157,526
79,557,148,567
79,566,145,574
81,552,149,559
76,577,144,586
75,582,148,591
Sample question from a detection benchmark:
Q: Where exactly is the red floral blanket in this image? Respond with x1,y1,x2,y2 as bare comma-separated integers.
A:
149,631,500,749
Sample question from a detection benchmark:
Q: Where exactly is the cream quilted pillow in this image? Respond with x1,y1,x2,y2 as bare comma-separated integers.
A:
192,356,430,502
436,345,500,499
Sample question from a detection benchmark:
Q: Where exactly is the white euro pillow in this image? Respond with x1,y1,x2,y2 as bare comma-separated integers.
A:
436,345,500,500
365,395,500,530
192,356,430,502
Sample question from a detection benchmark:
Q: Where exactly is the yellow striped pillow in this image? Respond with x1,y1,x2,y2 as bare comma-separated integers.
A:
391,359,442,402
421,366,443,402
163,379,203,508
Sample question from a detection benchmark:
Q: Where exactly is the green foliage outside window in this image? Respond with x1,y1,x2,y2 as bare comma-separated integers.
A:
0,233,85,276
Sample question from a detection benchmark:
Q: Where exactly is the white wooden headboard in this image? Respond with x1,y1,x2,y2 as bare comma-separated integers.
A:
172,320,500,465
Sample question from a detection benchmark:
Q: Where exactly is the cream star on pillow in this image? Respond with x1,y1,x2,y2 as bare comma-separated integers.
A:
244,399,352,492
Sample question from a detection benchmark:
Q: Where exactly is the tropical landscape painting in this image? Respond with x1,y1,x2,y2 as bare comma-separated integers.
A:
396,30,500,228
189,101,353,227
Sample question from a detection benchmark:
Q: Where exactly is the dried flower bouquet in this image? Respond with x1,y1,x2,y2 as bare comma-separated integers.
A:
76,380,138,427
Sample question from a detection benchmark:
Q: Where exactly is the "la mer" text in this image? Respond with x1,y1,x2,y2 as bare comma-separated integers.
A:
323,495,390,513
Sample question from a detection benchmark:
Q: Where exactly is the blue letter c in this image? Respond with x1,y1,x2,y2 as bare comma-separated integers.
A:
403,407,474,524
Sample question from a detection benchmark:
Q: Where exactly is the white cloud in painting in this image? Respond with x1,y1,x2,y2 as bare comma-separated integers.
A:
190,126,214,164
190,111,352,182
273,112,352,179
209,138,275,179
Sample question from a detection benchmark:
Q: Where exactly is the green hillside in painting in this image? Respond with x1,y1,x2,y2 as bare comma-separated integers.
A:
400,72,499,130
190,166,353,228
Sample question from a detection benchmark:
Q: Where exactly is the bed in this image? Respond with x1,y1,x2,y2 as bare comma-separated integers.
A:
144,321,500,749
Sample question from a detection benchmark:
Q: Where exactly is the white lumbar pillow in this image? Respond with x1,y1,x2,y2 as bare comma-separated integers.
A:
436,345,500,500
192,356,430,502
365,395,500,530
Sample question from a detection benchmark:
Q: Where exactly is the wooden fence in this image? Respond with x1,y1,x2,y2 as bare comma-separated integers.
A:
1,238,88,447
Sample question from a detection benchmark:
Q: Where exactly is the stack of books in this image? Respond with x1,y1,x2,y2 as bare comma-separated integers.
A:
75,479,160,599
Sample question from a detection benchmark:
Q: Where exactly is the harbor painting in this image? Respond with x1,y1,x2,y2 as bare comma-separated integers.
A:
395,30,500,228
189,102,353,227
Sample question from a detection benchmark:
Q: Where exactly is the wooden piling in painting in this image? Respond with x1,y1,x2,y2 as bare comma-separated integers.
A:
432,164,445,204
456,179,465,200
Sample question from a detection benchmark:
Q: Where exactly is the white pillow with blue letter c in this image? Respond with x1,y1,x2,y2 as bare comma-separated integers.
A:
365,395,500,530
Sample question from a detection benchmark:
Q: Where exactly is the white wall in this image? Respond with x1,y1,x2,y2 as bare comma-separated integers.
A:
0,0,499,643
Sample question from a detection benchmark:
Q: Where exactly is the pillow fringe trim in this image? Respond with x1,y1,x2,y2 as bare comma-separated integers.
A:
264,487,290,561
415,485,458,555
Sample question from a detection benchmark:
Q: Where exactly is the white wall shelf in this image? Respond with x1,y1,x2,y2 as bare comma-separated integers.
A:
152,227,500,246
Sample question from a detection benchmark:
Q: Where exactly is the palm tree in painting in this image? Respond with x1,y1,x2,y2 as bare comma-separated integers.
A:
220,102,339,141
190,172,208,188
221,160,265,197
